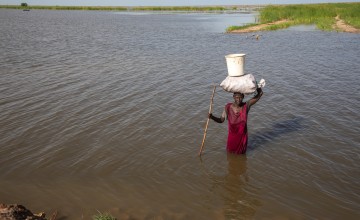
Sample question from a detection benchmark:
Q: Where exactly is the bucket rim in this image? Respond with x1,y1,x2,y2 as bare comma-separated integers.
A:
225,53,246,58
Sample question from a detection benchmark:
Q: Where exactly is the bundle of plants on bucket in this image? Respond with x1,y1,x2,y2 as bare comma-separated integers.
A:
220,54,265,93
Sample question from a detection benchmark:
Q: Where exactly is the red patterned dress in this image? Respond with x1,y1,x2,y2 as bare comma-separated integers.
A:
224,102,249,154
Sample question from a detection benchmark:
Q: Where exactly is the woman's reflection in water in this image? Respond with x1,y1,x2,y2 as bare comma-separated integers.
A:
221,153,261,219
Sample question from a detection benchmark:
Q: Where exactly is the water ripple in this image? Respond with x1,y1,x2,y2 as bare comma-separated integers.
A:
1,9,360,219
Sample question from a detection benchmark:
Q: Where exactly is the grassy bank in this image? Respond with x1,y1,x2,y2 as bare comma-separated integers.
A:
227,2,360,32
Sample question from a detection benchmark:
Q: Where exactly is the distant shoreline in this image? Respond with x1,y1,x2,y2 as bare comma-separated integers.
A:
2,3,359,34
0,5,264,13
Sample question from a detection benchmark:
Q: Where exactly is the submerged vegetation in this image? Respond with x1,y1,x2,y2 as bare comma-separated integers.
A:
93,211,116,220
227,2,360,32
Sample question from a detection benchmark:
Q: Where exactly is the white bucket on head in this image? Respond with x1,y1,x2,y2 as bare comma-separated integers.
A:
225,54,246,76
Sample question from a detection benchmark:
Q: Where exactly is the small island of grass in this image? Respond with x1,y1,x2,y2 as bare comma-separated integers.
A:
227,2,360,33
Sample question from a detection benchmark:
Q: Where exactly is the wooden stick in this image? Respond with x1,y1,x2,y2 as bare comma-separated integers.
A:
199,84,216,156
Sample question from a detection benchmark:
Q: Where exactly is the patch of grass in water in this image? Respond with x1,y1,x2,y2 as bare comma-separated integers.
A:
92,211,116,220
226,23,259,32
262,21,293,31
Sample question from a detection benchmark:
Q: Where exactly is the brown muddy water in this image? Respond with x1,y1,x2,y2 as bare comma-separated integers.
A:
0,9,359,219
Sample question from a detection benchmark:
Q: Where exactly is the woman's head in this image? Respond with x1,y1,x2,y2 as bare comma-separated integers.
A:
233,92,244,105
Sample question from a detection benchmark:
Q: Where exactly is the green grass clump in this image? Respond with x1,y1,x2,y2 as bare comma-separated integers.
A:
259,3,360,31
336,3,360,28
260,4,336,23
92,211,116,220
262,21,294,31
226,23,259,32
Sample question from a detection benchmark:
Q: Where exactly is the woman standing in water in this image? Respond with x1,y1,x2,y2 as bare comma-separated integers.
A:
209,88,263,154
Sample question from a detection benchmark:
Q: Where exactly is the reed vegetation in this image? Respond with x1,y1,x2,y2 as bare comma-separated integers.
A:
262,21,294,31
228,2,360,31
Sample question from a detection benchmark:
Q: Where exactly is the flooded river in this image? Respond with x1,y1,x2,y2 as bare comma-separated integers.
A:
0,9,359,219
